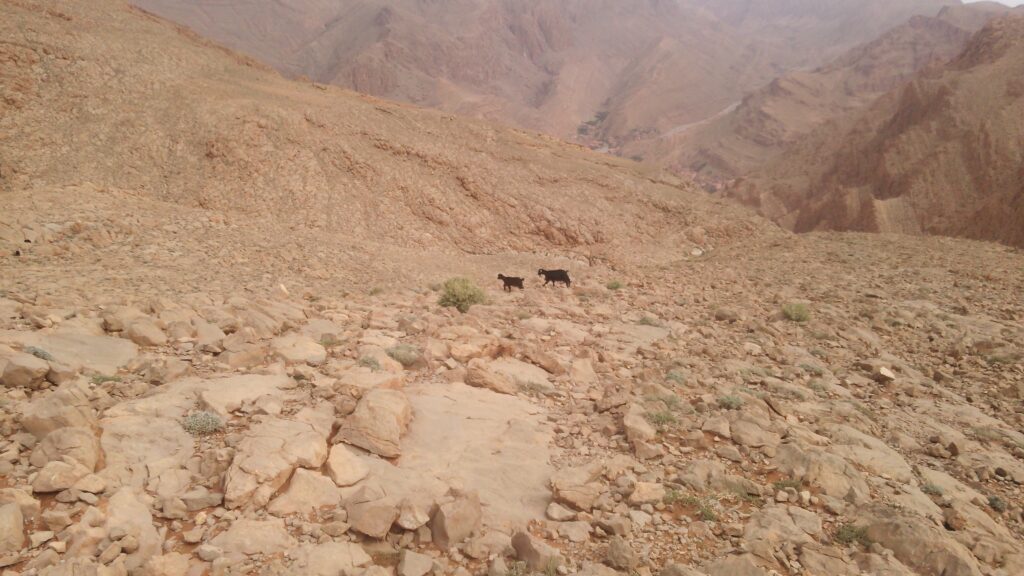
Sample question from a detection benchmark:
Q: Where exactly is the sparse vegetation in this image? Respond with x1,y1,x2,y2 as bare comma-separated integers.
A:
368,287,384,296
319,335,341,348
782,302,811,322
606,280,624,291
773,479,802,491
666,369,686,385
656,393,683,411
358,356,381,371
988,495,1007,513
835,523,870,546
438,277,486,313
506,561,529,576
25,346,54,361
637,315,662,327
800,363,825,376
920,483,944,496
663,489,684,505
386,344,422,368
670,494,719,521
718,395,743,410
91,374,122,385
182,411,223,436
645,410,677,430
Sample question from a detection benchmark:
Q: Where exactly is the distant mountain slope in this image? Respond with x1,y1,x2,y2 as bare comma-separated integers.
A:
130,0,954,153
639,2,1017,180
0,0,772,268
726,15,1024,247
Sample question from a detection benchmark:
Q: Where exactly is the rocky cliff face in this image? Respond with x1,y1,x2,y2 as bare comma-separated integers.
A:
648,4,1016,181
728,16,1024,247
130,0,955,155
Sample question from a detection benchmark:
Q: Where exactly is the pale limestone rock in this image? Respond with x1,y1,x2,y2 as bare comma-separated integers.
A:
606,535,637,570
124,318,168,347
99,415,193,491
623,403,656,445
32,459,91,493
430,492,482,549
396,498,432,531
550,465,604,511
0,330,138,375
335,388,412,458
22,382,96,439
346,489,399,539
210,518,297,556
398,550,433,576
140,552,189,576
0,489,40,521
224,417,328,509
546,502,576,522
271,333,327,366
464,365,517,395
325,444,370,487
864,509,984,576
30,427,101,471
701,415,731,439
105,488,161,572
627,482,665,505
0,347,49,388
267,469,340,516
292,542,371,576
0,503,24,554
512,531,564,572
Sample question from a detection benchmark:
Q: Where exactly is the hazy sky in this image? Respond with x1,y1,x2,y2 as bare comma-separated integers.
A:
968,0,1024,5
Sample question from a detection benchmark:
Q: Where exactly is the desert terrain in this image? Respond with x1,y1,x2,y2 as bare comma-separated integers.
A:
1,2,1023,576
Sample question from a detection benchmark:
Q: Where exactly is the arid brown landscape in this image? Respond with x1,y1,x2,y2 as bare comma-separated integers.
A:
2,1,1023,576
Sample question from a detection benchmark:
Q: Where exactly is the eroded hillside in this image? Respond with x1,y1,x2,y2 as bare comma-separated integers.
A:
727,16,1024,247
1,2,1023,576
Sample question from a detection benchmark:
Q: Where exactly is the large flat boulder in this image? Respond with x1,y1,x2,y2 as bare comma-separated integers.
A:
0,329,137,375
224,417,328,509
334,388,412,458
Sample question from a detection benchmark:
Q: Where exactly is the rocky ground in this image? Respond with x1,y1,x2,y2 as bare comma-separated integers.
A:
2,200,1023,576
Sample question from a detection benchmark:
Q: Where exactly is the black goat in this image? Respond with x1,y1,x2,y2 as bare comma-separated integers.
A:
497,274,525,292
538,269,571,287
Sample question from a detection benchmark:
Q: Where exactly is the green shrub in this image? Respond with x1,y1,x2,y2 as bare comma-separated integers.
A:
666,369,686,385
90,375,122,385
645,410,677,430
718,395,744,410
920,483,944,496
782,303,811,323
773,479,802,491
386,344,422,368
606,280,624,291
358,356,381,371
319,335,341,348
182,411,223,436
25,346,54,361
438,277,486,313
638,316,662,327
988,495,1007,513
835,523,870,546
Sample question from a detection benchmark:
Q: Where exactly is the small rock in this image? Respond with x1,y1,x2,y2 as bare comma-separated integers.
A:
546,502,577,522
431,492,482,549
605,536,637,570
512,531,564,572
0,504,25,554
397,550,433,576
325,444,370,487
